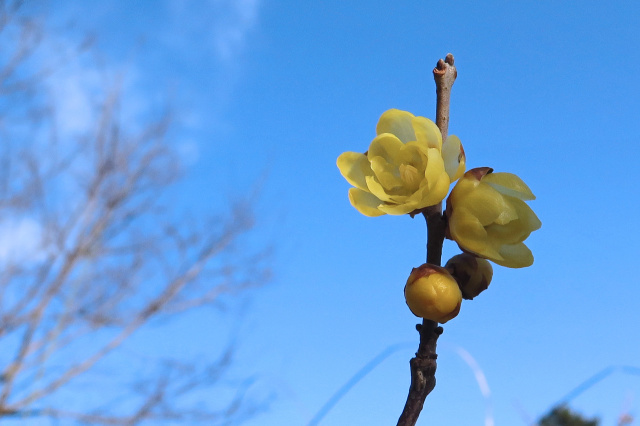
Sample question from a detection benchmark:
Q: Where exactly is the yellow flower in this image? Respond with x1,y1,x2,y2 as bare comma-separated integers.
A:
337,109,461,217
446,167,541,268
445,253,493,300
404,263,462,323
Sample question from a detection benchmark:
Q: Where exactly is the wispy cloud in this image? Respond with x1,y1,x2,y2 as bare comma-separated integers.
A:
9,0,263,163
157,0,262,145
0,6,213,265
212,0,260,63
36,35,154,139
47,58,102,135
165,0,261,67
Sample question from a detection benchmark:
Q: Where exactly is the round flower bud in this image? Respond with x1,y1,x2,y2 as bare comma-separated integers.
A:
404,264,462,323
445,253,493,300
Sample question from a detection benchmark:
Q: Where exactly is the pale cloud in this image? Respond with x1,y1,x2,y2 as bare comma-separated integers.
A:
47,61,102,135
157,0,262,143
166,0,261,66
212,0,260,63
0,217,47,264
7,1,262,167
43,51,148,138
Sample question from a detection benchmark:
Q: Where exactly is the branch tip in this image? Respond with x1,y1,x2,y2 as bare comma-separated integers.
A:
432,52,457,144
445,53,454,65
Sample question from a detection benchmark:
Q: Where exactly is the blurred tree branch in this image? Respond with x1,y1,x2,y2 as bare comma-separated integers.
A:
0,3,270,424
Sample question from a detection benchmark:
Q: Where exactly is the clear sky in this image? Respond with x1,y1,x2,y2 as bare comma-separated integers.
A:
15,0,640,425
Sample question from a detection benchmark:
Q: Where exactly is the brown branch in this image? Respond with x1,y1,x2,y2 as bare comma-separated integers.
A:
397,53,457,426
433,53,457,145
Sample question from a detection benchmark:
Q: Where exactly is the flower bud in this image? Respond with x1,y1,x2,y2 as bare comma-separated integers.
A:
445,253,493,300
404,264,462,323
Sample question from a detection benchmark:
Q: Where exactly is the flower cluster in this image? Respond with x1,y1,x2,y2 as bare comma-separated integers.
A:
337,108,541,324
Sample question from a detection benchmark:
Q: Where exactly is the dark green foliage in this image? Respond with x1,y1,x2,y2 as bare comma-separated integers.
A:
539,406,599,426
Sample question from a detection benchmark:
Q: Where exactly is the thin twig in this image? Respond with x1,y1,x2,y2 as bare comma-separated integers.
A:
397,53,457,426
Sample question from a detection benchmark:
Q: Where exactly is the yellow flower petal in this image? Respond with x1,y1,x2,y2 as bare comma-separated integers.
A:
398,142,429,171
449,210,503,261
377,202,418,215
368,133,404,163
489,212,529,244
348,188,385,217
337,151,372,190
483,172,536,200
412,116,442,150
461,183,515,226
413,148,449,207
425,173,451,206
387,149,449,211
365,175,394,202
484,197,540,243
496,243,534,268
375,109,416,143
417,173,449,208
442,135,465,183
424,148,447,186
509,196,542,233
369,156,402,191
485,222,523,245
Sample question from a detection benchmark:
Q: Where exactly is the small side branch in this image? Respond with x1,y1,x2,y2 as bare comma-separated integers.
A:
397,54,457,426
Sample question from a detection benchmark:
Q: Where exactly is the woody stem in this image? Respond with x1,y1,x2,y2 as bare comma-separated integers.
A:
396,53,457,426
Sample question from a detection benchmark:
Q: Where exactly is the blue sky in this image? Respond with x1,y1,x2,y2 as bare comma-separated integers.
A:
13,0,640,424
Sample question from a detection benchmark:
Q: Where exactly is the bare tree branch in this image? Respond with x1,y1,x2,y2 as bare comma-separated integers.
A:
0,5,269,424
